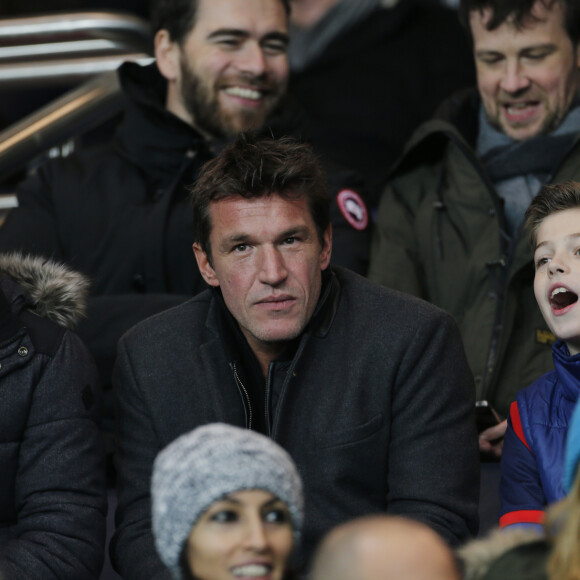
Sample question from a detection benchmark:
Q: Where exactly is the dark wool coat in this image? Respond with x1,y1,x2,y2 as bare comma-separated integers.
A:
0,254,106,579
111,267,479,579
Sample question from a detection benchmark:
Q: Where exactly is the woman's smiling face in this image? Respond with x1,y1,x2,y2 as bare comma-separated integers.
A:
186,489,294,580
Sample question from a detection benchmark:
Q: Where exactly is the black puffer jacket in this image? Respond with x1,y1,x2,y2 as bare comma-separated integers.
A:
0,253,106,580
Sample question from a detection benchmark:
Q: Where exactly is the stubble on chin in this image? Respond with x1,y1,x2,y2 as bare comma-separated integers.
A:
225,107,272,135
484,96,569,140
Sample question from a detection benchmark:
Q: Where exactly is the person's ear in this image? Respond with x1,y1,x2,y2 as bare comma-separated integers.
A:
320,224,332,270
193,243,220,287
155,29,181,82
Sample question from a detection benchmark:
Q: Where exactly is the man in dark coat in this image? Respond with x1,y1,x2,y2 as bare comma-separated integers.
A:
0,253,106,580
0,0,371,391
112,134,480,579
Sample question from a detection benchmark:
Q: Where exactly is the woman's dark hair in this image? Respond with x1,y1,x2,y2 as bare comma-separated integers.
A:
179,544,196,580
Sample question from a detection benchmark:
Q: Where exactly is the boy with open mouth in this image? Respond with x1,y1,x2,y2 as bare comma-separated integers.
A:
499,180,580,531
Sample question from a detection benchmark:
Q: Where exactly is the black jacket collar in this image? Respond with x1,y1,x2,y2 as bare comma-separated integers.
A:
433,87,481,148
114,62,211,186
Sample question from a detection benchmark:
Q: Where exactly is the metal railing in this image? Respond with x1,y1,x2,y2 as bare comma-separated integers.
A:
0,11,155,183
0,53,151,87
0,71,125,180
0,12,152,87
0,195,17,210
0,11,151,59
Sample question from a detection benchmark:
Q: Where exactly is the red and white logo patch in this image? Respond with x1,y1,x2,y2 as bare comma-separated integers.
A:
337,189,368,231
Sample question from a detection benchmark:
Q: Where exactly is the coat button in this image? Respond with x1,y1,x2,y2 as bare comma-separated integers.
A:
18,346,29,357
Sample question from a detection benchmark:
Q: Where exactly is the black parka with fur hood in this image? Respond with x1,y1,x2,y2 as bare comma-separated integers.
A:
0,253,106,579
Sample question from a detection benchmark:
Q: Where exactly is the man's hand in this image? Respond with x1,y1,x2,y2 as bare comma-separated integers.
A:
478,419,507,457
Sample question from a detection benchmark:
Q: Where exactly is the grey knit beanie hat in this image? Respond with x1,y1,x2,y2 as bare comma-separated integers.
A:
151,423,304,579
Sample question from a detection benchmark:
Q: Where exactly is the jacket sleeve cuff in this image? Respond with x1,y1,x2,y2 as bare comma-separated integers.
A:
499,509,544,528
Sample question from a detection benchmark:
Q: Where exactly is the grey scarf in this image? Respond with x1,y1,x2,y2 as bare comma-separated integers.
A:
476,98,580,236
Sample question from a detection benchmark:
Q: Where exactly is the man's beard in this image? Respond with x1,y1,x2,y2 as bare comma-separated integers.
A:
488,101,566,139
179,58,282,139
486,86,578,140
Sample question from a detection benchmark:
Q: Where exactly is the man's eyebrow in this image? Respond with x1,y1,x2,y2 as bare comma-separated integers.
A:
476,42,557,57
519,43,557,54
475,48,502,57
207,30,289,45
207,29,250,40
219,226,310,247
224,232,253,245
261,31,290,45
279,226,309,239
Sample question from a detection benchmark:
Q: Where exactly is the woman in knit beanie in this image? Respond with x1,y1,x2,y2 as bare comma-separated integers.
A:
151,423,304,580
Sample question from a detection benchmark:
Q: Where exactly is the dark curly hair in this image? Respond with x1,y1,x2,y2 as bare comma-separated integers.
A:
458,0,580,45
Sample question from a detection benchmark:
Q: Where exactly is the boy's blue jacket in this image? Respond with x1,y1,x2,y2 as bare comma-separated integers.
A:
499,340,580,529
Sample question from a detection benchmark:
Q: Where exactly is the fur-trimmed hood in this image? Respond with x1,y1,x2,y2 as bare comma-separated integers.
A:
457,527,544,580
0,253,89,329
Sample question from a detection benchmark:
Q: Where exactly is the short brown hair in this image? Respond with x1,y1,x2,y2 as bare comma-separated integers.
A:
524,181,580,247
190,133,330,261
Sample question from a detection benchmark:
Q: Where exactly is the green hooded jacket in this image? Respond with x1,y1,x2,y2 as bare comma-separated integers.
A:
369,90,580,416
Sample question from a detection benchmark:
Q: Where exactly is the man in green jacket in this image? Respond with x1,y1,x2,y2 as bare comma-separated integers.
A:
369,0,580,456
